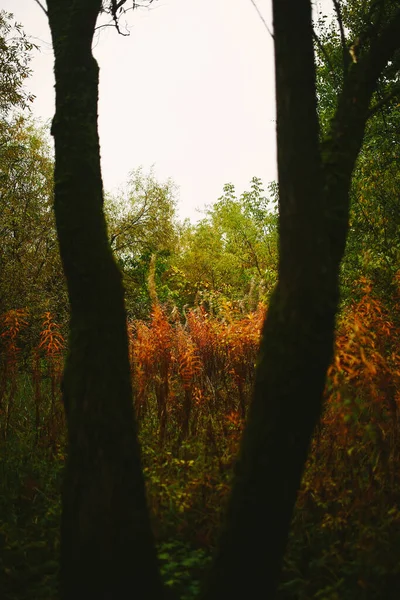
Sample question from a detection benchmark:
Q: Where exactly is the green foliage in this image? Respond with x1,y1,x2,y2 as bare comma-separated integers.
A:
0,117,65,321
314,0,400,136
157,541,211,600
0,385,63,600
173,178,278,307
105,167,178,260
313,0,400,304
342,105,400,301
0,11,36,113
104,167,180,318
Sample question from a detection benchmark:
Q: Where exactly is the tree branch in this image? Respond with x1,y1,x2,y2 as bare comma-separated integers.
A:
359,0,387,46
332,0,349,73
33,0,48,15
313,29,341,86
110,0,128,35
102,0,156,35
322,6,400,268
248,0,273,38
362,8,400,93
368,83,400,117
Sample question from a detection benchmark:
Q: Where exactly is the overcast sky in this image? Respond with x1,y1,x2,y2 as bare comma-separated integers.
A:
2,0,331,221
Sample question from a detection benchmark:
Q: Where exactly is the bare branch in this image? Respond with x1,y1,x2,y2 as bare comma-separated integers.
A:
248,0,273,38
98,1,155,35
95,21,123,32
33,0,48,15
110,0,128,35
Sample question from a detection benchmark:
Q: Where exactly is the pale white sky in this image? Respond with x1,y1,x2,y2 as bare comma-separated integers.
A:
1,0,331,221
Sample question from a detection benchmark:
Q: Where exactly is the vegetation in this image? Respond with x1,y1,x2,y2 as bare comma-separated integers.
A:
0,2,400,599
1,276,400,599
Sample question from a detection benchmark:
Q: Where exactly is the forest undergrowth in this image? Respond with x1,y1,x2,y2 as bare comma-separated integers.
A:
0,275,399,600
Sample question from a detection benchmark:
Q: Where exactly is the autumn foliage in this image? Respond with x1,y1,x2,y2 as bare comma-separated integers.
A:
1,276,399,449
1,277,399,512
1,275,400,596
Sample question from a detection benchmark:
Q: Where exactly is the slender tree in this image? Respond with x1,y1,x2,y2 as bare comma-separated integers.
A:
45,1,164,598
43,0,400,598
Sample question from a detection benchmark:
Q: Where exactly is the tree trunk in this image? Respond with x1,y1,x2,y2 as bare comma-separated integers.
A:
202,2,400,599
202,2,332,597
46,2,165,598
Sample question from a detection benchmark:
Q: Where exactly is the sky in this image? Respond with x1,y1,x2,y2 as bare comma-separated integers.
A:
1,0,331,222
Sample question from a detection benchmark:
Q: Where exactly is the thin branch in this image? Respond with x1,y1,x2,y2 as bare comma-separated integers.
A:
312,29,341,87
313,30,335,72
33,0,48,16
110,0,128,35
332,0,349,73
368,83,400,117
97,1,154,35
248,0,273,38
94,21,124,32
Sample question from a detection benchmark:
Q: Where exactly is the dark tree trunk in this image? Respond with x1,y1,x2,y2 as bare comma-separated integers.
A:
202,3,332,597
202,2,400,599
46,2,165,598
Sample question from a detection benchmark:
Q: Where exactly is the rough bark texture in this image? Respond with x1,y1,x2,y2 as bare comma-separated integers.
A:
202,2,400,599
202,3,331,597
46,2,165,598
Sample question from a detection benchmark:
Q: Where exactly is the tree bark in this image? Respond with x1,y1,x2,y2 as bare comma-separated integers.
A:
46,2,165,598
202,2,331,596
202,2,400,599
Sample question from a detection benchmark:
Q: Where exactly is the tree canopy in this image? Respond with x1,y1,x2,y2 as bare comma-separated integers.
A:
0,10,36,113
